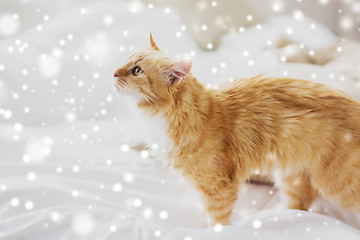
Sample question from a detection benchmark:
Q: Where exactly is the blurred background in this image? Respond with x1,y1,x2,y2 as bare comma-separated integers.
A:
1,0,360,42
0,0,359,126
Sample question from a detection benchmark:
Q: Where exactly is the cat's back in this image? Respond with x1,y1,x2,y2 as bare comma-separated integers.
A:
217,75,360,148
220,75,360,115
215,75,360,174
222,75,350,101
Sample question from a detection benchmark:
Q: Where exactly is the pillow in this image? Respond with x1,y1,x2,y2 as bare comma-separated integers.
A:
137,0,263,50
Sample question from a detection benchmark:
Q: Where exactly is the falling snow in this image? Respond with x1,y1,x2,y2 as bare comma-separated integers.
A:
10,198,20,207
72,214,95,235
0,14,19,36
252,219,262,229
0,0,359,239
214,224,223,233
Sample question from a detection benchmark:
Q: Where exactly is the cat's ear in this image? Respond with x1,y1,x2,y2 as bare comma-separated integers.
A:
150,33,160,51
163,58,192,86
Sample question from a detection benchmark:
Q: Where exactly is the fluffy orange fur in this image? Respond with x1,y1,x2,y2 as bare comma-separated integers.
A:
114,34,360,225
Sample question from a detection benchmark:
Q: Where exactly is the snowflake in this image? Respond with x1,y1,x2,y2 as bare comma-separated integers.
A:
49,211,62,223
73,55,80,61
80,8,87,15
121,144,130,152
133,198,142,208
66,112,76,122
27,172,37,181
106,159,113,165
164,8,171,14
280,56,287,62
25,137,53,162
143,207,153,218
319,0,329,5
72,190,79,197
272,0,285,12
3,110,12,119
112,183,122,192
14,123,23,132
154,230,162,237
10,198,20,207
25,201,34,210
93,72,100,79
72,214,95,235
110,225,117,232
340,16,354,31
0,13,20,36
159,210,168,220
293,10,304,21
140,150,149,158
123,172,135,183
286,27,294,35
252,219,262,229
214,224,223,233
248,59,255,66
72,165,80,173
103,14,114,26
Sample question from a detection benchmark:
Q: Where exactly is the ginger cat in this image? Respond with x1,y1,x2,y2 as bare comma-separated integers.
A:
113,34,360,225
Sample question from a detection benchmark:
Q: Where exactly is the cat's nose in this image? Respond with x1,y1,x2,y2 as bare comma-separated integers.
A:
114,73,119,78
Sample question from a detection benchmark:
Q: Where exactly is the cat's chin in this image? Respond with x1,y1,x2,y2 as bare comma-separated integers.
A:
113,86,147,104
114,84,128,95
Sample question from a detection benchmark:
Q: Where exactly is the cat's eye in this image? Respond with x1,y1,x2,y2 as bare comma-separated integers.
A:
131,66,143,76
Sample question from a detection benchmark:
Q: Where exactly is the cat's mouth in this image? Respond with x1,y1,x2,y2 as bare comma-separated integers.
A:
114,78,127,89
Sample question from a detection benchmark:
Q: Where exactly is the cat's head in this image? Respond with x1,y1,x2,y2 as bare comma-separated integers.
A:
113,33,192,112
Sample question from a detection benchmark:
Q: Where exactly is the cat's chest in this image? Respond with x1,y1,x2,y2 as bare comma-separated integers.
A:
143,114,174,164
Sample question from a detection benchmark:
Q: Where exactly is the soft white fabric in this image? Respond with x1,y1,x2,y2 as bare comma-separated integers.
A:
0,0,360,239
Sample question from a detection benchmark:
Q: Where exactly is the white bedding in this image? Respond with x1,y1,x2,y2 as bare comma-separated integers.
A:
1,0,360,239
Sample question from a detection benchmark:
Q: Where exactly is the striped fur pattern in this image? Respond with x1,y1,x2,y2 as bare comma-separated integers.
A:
113,35,360,225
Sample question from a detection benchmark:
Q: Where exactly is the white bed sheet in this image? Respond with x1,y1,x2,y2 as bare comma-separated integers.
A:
0,0,360,239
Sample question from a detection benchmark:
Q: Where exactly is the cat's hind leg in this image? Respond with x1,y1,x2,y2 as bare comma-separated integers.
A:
275,170,318,210
312,147,360,213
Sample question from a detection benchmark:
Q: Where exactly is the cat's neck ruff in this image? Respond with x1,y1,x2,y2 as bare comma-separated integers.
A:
139,110,175,166
140,75,212,167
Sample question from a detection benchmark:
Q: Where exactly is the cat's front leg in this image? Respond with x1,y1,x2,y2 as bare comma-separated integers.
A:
198,181,239,226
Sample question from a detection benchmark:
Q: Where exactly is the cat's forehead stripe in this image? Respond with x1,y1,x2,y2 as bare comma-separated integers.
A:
128,53,144,64
129,51,171,64
134,58,144,65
